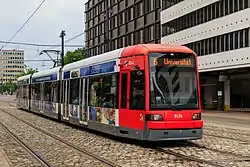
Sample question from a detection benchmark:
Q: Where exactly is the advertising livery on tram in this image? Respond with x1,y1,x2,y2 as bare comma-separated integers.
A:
17,44,203,141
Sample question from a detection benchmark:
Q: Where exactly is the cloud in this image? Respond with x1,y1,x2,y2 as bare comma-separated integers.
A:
0,0,86,70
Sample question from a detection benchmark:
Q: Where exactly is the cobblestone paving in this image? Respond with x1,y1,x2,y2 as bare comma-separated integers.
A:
203,125,250,142
191,135,250,157
0,103,203,167
1,101,250,166
0,125,43,167
0,110,111,167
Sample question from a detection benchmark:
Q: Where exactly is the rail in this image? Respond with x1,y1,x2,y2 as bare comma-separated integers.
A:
0,106,121,167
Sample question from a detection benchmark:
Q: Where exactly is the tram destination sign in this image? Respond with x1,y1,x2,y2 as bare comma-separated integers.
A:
152,57,195,68
32,74,57,83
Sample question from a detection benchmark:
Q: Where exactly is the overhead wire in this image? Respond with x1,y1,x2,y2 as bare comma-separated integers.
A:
65,32,85,43
0,41,83,47
0,0,46,53
47,31,85,50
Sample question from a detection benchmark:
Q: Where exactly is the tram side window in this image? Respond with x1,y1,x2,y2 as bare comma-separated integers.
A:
121,73,128,109
70,78,80,105
43,81,58,103
16,85,20,98
89,74,117,108
31,84,41,100
22,85,27,99
79,79,88,107
130,70,145,110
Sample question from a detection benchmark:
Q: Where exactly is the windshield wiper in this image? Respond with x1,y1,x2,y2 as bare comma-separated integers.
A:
152,74,179,111
162,98,182,111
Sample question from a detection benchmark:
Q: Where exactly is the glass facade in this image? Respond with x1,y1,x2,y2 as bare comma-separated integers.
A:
84,0,161,57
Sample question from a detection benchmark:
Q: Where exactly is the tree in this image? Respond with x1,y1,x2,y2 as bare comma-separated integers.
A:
5,80,15,93
16,66,38,78
64,47,86,65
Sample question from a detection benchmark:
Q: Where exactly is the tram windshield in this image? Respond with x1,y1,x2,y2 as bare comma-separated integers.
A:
149,52,198,110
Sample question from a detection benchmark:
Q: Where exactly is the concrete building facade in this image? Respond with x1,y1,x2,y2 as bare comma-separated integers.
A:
0,50,25,84
161,0,250,111
84,0,161,57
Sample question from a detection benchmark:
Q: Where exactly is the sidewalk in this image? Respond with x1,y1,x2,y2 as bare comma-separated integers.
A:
202,110,250,121
0,147,12,167
202,110,250,131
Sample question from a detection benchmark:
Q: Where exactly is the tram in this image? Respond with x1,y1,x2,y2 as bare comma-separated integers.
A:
16,44,203,141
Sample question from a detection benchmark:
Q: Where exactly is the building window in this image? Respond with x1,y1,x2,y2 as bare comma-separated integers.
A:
162,0,248,37
162,0,184,10
183,28,250,56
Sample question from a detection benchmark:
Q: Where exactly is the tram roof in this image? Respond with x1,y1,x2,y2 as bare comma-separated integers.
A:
32,66,62,79
61,44,194,72
62,48,123,72
17,74,31,81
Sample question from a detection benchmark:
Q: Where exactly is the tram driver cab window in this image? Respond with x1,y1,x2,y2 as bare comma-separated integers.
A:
130,70,145,110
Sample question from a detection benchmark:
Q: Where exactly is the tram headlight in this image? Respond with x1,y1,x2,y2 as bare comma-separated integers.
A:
146,114,164,121
192,113,201,120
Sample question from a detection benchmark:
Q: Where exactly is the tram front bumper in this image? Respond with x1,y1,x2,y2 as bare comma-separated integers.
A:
145,128,203,141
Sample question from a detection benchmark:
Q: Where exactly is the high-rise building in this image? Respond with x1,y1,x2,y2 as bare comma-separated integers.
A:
161,0,250,110
84,0,161,57
0,49,25,84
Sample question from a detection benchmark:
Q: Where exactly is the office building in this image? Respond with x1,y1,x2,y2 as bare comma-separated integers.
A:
84,0,161,57
161,0,250,110
0,49,25,84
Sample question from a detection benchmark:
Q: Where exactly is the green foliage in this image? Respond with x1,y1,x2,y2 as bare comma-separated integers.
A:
15,67,38,78
0,79,16,93
64,47,86,65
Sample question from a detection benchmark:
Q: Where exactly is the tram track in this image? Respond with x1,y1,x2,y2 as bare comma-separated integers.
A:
187,141,250,161
154,143,250,167
204,126,250,136
5,101,250,166
0,107,121,167
204,133,250,144
153,147,225,167
146,137,250,167
0,122,52,167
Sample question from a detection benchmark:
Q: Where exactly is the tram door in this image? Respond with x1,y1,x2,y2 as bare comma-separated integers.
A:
62,80,70,120
119,70,145,131
79,78,88,125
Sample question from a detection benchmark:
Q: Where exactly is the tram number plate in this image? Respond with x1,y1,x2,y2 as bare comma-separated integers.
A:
174,114,183,119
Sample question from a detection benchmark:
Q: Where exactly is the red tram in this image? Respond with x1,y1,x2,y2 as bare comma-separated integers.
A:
17,44,203,141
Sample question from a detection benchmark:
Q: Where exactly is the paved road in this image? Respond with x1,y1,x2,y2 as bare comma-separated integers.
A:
0,95,16,102
0,147,11,167
203,112,250,131
1,97,250,166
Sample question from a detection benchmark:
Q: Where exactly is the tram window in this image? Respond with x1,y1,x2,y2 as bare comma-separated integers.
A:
121,73,128,109
31,84,41,100
62,80,67,103
22,85,27,99
89,73,117,108
43,81,58,103
79,78,88,107
130,70,145,110
70,78,80,105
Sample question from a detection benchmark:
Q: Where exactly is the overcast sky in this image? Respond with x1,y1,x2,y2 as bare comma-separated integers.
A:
0,0,87,71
